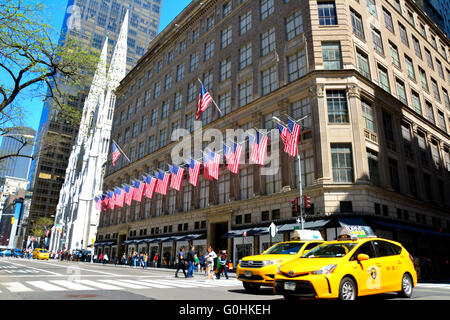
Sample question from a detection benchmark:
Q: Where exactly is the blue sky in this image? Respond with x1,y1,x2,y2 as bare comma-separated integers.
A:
22,0,192,132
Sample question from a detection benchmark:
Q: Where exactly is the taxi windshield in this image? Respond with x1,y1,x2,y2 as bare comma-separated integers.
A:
264,242,305,255
39,250,48,253
303,243,357,258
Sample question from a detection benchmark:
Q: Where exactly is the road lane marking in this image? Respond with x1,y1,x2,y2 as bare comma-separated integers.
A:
2,282,33,292
149,279,204,288
74,280,122,290
98,279,149,289
4,261,61,276
26,281,66,292
50,280,96,291
18,260,118,276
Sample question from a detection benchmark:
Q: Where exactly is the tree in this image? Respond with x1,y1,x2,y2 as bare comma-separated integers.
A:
29,216,53,238
0,0,100,162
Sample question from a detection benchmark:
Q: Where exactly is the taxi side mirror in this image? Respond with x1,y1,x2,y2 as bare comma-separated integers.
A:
357,254,369,261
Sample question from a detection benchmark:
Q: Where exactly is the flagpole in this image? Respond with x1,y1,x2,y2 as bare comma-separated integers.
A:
112,139,131,163
197,78,222,115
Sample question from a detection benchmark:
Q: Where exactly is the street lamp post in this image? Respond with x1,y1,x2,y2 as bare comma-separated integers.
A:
272,115,311,230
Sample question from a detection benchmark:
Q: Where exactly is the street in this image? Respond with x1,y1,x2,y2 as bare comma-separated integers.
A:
0,257,449,301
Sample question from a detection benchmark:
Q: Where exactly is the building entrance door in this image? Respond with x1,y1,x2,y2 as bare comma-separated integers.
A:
211,222,228,252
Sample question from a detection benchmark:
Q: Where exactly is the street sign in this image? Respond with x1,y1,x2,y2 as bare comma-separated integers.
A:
269,222,277,237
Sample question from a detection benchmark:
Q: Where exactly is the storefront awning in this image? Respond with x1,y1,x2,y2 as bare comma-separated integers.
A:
122,240,137,245
94,241,115,247
246,227,269,236
277,219,331,232
221,228,253,239
179,233,204,241
338,217,368,227
370,220,450,237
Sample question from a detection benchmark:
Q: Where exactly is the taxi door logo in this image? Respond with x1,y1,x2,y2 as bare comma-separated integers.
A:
366,265,381,289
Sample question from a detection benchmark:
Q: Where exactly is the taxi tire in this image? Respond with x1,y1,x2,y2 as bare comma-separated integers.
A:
338,277,357,301
243,282,261,293
398,273,413,298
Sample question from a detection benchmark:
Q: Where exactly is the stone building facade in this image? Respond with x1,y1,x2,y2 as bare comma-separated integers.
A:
96,0,450,277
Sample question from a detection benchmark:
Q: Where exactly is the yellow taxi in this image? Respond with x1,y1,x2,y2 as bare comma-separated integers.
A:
32,248,49,260
237,230,324,293
274,227,417,300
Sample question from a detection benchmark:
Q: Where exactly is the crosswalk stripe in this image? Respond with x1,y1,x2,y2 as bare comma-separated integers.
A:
98,279,149,289
50,280,95,291
126,279,172,288
26,281,66,292
168,279,211,287
75,280,122,290
3,282,33,292
141,279,196,288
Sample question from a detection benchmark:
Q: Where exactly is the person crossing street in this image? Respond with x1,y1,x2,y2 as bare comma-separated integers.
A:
175,248,187,278
186,246,196,278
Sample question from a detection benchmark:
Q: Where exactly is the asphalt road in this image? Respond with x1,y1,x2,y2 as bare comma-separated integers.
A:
0,257,449,301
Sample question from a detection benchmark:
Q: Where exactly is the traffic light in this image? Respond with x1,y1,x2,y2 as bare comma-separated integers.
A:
291,197,299,214
303,195,311,209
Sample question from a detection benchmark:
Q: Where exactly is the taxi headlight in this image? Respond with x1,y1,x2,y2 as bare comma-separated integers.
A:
311,264,337,275
262,259,281,266
238,259,242,266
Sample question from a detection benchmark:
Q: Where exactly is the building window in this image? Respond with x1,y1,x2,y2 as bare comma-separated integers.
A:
382,110,395,149
419,67,428,91
261,65,278,95
199,180,209,208
206,15,215,31
204,40,215,61
377,64,390,93
389,42,401,69
383,8,394,33
222,1,232,18
153,82,161,99
286,9,303,40
219,91,232,116
187,82,196,103
431,78,441,101
221,25,232,48
220,57,232,82
161,101,169,119
404,55,415,80
294,148,315,187
190,52,199,72
287,48,307,82
425,101,435,124
183,184,192,211
395,78,407,105
218,173,230,204
356,49,370,79
164,74,172,91
327,90,348,123
388,158,400,192
291,97,312,129
350,9,364,39
411,90,422,114
406,166,417,197
318,1,337,25
192,28,200,43
399,23,409,47
239,10,252,35
361,98,375,132
371,27,384,54
322,42,342,70
174,92,182,111
366,0,377,18
159,128,167,148
238,79,253,107
367,149,380,186
260,0,274,20
331,144,353,183
239,42,252,70
147,135,155,154
425,48,433,69
240,166,254,199
265,166,281,194
260,27,276,56
176,64,185,82
340,201,353,213
185,113,194,133
412,36,422,59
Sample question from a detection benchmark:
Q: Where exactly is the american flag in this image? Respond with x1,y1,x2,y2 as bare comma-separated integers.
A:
112,142,121,167
187,158,201,186
203,152,213,180
287,118,301,157
155,170,170,195
132,180,145,202
208,150,221,180
114,187,125,208
195,83,213,120
107,190,115,210
169,164,184,191
94,196,101,211
100,194,107,212
144,175,157,199
123,184,134,206
249,131,269,166
224,142,243,174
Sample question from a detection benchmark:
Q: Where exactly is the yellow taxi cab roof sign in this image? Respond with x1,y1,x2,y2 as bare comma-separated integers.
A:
292,229,323,241
338,225,376,240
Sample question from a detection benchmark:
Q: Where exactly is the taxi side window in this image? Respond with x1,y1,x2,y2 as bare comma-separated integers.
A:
374,241,400,257
304,242,322,251
351,241,376,260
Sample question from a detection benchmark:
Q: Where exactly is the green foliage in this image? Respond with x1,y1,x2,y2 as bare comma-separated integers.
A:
30,217,54,238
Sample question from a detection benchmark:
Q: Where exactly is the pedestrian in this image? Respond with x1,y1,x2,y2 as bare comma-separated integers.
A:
114,255,118,266
153,252,158,268
199,253,205,274
133,251,138,267
99,253,103,264
205,246,217,280
175,248,187,278
121,253,127,265
139,253,144,268
216,251,229,280
186,246,196,278
194,254,199,273
103,253,109,264
143,253,148,269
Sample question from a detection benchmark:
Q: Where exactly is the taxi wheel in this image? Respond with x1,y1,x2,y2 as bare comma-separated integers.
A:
243,282,261,293
338,277,357,301
398,273,413,298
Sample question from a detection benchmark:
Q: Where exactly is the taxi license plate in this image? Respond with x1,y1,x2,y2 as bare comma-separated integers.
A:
284,282,296,291
244,271,252,277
